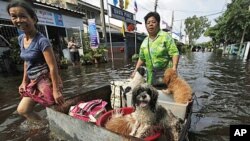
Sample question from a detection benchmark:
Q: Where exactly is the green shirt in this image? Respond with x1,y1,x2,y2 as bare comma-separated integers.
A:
139,30,179,84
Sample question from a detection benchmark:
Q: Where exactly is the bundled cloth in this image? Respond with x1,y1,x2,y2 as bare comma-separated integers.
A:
69,99,107,123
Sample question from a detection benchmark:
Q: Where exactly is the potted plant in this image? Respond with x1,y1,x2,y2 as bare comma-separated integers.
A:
93,46,108,63
81,44,108,65
81,53,94,65
60,57,68,69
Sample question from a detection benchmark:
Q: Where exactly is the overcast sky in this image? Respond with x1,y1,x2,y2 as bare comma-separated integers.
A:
83,0,231,43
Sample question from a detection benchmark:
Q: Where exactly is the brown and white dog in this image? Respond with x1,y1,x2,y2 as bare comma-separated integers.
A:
105,84,183,141
162,68,192,104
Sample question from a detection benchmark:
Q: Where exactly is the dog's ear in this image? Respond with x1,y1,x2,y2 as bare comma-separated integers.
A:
149,85,158,112
163,68,177,84
124,86,131,94
163,69,170,84
137,67,145,76
131,85,140,108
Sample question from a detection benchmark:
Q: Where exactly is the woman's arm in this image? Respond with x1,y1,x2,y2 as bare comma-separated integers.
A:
22,61,29,83
166,34,179,71
43,47,64,105
172,55,179,71
19,61,29,94
135,58,144,71
131,58,144,78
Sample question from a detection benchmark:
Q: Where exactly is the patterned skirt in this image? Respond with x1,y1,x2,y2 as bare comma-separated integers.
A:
21,74,57,107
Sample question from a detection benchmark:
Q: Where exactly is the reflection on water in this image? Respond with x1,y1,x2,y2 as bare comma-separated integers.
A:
0,52,250,141
181,53,250,141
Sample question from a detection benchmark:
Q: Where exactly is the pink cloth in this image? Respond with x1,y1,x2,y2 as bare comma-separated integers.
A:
21,75,55,107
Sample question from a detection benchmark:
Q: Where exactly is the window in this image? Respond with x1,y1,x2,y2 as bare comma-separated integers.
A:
87,11,90,19
91,12,95,18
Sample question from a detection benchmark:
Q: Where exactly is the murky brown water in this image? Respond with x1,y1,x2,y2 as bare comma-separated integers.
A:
0,52,250,141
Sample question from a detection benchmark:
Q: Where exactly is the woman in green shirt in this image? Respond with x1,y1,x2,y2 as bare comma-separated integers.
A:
132,12,179,85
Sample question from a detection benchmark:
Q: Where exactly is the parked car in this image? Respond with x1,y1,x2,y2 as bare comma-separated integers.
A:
0,35,11,57
0,35,18,74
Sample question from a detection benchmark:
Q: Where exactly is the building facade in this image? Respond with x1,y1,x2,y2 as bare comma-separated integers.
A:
0,0,138,62
0,0,85,57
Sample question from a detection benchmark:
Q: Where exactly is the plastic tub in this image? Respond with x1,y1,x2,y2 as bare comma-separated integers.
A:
96,107,161,141
96,107,134,127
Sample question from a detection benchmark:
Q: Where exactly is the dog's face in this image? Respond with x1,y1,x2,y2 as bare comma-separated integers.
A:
137,67,145,76
163,68,177,85
131,84,158,111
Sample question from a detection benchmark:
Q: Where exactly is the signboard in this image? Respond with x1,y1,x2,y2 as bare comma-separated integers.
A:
109,4,135,24
54,13,64,26
88,19,99,48
63,15,83,30
35,9,64,26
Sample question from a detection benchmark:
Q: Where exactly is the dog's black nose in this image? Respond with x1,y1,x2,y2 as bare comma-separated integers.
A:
142,94,146,99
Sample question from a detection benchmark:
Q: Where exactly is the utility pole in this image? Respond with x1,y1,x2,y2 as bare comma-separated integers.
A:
154,0,158,12
100,0,107,46
179,20,182,41
170,10,174,37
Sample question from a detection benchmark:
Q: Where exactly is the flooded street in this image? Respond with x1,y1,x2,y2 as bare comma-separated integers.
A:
0,52,250,141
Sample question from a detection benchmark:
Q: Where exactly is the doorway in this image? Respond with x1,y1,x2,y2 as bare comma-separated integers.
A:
46,25,67,59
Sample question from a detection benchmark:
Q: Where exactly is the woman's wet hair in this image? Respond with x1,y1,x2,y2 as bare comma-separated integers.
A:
144,12,160,25
7,0,38,23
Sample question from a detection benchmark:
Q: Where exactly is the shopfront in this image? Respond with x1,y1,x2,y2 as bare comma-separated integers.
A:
0,0,84,58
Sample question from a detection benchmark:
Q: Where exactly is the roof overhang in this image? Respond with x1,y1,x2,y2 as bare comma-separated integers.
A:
33,1,85,17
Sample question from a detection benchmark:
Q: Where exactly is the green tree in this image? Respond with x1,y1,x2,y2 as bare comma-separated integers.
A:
205,0,250,45
204,16,228,47
184,15,211,45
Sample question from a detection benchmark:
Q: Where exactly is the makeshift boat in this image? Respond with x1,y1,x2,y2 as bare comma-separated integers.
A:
46,84,193,141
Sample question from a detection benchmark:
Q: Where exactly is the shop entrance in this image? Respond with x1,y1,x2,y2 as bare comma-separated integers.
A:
46,25,67,59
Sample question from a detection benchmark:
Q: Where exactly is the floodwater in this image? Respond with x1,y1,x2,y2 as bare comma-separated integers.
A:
0,52,250,141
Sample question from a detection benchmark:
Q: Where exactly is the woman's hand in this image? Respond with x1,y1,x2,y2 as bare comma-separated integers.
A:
172,67,177,72
71,43,77,49
172,67,178,76
53,90,65,105
130,70,137,78
43,47,65,105
19,82,28,95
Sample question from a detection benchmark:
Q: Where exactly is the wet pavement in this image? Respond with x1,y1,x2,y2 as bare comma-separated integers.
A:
0,52,250,141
